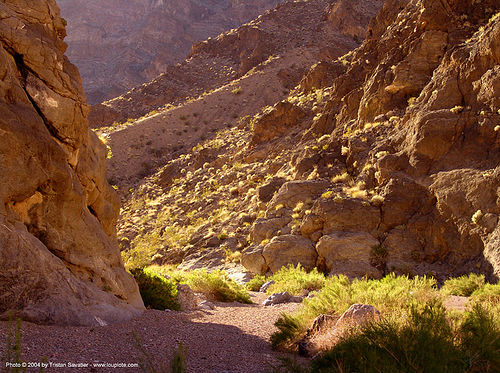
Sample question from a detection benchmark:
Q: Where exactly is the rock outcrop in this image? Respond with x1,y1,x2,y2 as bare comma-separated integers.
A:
58,0,284,104
116,0,498,283
0,0,144,325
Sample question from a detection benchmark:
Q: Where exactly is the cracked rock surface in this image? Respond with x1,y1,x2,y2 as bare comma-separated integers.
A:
0,0,144,326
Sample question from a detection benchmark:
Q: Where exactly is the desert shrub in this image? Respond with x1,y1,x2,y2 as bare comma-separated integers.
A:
311,302,500,373
131,268,180,310
133,333,186,373
246,275,266,291
4,316,25,373
441,273,485,296
311,302,462,373
271,274,438,348
265,265,325,296
470,282,500,303
185,269,251,303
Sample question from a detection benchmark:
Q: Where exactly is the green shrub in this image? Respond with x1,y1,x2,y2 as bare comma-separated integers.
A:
311,302,500,373
170,342,187,373
246,275,266,291
131,268,180,310
441,273,485,296
271,274,438,348
311,302,462,373
470,282,500,303
185,269,251,304
265,265,325,296
271,313,303,349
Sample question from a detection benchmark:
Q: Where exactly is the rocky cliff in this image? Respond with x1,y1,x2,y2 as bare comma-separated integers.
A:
58,0,284,104
117,0,499,282
0,0,144,325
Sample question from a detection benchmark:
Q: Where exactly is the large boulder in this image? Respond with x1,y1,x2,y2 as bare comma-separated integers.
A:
241,245,268,275
316,232,381,278
0,0,143,325
250,101,306,145
262,235,317,273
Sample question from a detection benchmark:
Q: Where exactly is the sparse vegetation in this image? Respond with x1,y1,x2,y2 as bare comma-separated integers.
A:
246,275,266,291
263,265,325,296
311,302,500,373
146,266,251,304
231,86,243,95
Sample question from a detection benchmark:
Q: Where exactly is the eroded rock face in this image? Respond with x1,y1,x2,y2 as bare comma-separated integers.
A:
0,0,144,325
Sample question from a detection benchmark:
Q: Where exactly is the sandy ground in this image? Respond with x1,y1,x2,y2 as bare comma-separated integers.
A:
0,292,306,372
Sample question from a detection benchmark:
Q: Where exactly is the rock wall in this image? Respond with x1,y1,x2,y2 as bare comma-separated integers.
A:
242,0,500,281
0,0,144,325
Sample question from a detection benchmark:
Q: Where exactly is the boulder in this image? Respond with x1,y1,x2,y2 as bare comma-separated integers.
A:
307,198,380,236
262,292,303,306
250,101,306,145
241,245,268,275
335,304,381,328
250,216,291,244
316,232,381,278
257,177,286,203
269,180,330,209
262,235,317,273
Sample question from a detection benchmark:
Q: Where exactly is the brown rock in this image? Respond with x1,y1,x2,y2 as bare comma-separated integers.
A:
262,235,317,273
316,232,381,278
250,101,306,145
257,177,286,203
0,0,143,326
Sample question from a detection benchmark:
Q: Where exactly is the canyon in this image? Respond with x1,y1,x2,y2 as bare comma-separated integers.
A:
0,1,498,370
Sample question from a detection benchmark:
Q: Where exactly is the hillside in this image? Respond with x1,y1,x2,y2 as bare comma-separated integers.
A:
58,0,284,104
117,0,500,283
94,0,381,187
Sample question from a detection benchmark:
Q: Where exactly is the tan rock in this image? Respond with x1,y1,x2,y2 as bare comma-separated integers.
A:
241,245,268,275
0,0,143,325
316,232,381,278
250,216,291,244
262,235,317,273
269,180,330,209
312,198,380,235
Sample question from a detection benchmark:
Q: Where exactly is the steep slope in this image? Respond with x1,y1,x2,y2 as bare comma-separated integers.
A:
88,0,379,128
58,0,284,104
119,0,500,282
95,0,381,186
0,0,143,325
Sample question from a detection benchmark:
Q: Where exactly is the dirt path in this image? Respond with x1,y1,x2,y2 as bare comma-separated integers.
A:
0,292,305,372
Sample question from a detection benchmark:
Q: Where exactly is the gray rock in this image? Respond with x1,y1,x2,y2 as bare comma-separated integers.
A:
259,280,275,293
262,292,303,306
198,300,216,310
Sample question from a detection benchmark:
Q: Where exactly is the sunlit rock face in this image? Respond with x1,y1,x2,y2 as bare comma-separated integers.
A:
0,0,144,326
